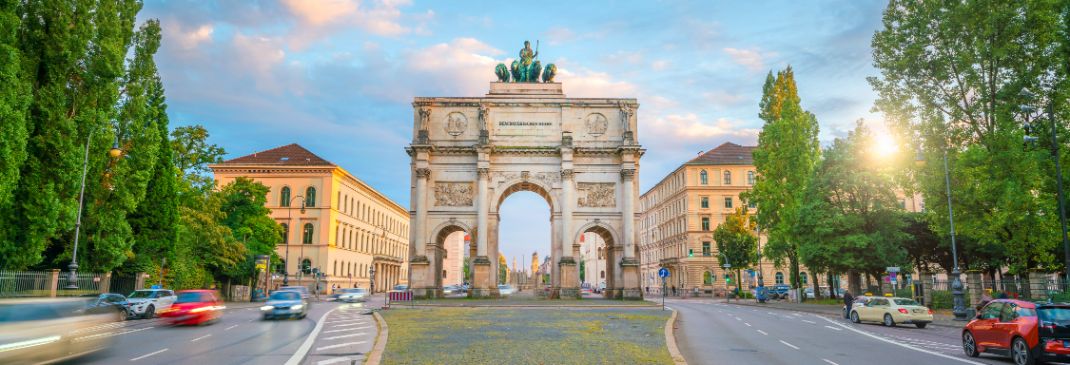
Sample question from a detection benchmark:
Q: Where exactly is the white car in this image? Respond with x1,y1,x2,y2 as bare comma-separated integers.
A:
497,285,515,296
126,289,176,319
336,288,369,303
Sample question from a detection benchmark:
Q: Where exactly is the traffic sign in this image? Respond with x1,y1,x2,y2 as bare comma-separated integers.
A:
887,267,900,273
723,263,732,268
658,267,670,278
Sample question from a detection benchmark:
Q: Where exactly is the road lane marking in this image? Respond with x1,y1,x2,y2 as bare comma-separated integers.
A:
191,334,212,342
225,325,238,331
744,322,751,327
316,340,367,351
734,317,741,321
316,357,360,365
824,325,842,331
284,306,344,365
130,348,168,361
326,318,366,324
767,312,775,315
823,359,840,365
801,319,817,324
323,328,367,334
331,322,372,329
792,313,801,317
818,316,985,365
779,340,800,350
75,326,153,341
323,332,370,341
757,330,768,335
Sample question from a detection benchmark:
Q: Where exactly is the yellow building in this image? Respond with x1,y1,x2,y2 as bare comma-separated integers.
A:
210,144,409,293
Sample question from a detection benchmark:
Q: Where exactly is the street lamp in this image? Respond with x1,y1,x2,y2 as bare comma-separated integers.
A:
66,129,122,290
282,196,306,286
1020,89,1069,286
369,266,377,294
915,142,967,320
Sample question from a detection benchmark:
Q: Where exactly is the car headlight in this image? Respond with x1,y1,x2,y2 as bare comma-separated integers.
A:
291,304,304,310
190,307,213,313
260,305,274,311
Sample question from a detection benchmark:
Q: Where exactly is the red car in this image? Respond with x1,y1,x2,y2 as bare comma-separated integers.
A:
963,299,1070,365
160,290,224,326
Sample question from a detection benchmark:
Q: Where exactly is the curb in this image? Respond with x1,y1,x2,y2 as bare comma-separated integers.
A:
365,311,388,365
730,301,961,329
665,309,687,365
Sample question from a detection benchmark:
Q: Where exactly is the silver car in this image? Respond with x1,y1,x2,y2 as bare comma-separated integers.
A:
497,285,515,296
0,298,118,364
336,288,368,303
260,291,309,320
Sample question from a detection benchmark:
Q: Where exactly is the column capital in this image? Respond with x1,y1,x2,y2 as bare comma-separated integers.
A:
620,169,636,180
477,167,490,178
560,169,574,179
415,168,432,179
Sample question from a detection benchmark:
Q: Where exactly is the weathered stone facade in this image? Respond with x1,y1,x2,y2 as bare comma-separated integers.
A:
406,82,644,299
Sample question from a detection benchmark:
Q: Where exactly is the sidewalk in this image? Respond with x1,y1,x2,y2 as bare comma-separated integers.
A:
728,299,964,328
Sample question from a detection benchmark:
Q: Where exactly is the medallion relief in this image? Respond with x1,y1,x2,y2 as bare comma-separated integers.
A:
446,112,468,136
577,182,615,207
434,182,474,206
585,113,608,136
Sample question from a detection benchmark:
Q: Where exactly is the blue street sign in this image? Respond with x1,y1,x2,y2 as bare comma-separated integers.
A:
658,268,670,278
150,284,161,289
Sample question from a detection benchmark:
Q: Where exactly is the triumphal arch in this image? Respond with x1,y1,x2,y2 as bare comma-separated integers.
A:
406,42,644,299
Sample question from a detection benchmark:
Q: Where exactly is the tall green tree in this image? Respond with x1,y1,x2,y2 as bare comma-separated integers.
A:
870,0,1065,275
0,0,29,208
171,125,226,200
744,67,821,289
795,122,910,294
713,207,758,289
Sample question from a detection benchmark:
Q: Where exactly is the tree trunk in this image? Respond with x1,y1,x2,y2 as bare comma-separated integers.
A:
827,272,838,299
811,272,822,300
847,270,862,296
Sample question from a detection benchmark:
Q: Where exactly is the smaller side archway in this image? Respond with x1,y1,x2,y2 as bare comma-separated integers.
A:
573,222,623,298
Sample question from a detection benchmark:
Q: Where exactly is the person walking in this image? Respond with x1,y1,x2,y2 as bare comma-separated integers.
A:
842,290,855,319
671,284,677,297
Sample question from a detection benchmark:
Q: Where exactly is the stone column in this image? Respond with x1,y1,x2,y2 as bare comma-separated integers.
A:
558,169,579,298
471,167,493,297
620,168,641,299
919,272,934,306
410,167,432,298
967,271,983,308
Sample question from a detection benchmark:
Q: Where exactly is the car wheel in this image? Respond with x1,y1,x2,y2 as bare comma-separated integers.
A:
915,323,927,329
850,311,861,323
1012,337,1035,365
883,314,895,327
962,331,979,357
144,305,155,319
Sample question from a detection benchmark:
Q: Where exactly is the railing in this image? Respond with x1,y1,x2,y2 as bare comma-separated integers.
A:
0,270,118,298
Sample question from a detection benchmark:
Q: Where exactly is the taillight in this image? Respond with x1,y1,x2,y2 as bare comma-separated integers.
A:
898,308,909,314
928,309,933,315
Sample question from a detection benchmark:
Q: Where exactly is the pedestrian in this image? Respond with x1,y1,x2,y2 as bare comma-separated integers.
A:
671,284,677,296
842,290,854,319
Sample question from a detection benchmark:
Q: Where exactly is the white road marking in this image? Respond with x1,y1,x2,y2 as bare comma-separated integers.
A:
823,359,840,365
792,313,801,317
824,325,842,331
779,340,800,350
130,348,168,361
744,322,751,327
225,325,238,331
818,316,985,365
191,334,212,342
326,318,366,324
284,306,344,365
757,330,768,336
734,317,742,321
316,340,367,351
322,328,367,334
331,322,372,329
323,332,368,341
316,357,361,365
767,312,775,315
801,320,817,324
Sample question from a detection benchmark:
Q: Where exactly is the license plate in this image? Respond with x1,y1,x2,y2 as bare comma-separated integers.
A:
913,309,924,313
1063,340,1069,348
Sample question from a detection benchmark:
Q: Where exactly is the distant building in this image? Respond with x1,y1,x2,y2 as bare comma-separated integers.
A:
209,143,409,293
579,232,606,288
442,232,466,286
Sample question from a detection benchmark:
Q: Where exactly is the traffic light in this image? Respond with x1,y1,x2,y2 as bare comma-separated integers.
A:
725,274,731,283
688,249,694,257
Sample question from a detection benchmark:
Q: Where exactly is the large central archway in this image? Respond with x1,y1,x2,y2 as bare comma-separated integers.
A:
405,79,644,299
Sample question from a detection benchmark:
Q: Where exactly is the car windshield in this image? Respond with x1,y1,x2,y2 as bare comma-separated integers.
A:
352,288,367,293
176,292,212,303
1039,307,1070,322
128,290,157,298
270,291,300,301
893,299,919,306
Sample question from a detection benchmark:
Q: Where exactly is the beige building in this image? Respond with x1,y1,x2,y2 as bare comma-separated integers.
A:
579,232,607,288
442,232,466,286
210,144,409,293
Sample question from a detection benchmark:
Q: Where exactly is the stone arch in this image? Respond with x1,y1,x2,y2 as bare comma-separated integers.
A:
430,219,474,244
572,220,620,249
492,179,557,213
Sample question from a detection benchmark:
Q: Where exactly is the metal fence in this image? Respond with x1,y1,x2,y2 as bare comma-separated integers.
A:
0,270,108,298
109,274,139,296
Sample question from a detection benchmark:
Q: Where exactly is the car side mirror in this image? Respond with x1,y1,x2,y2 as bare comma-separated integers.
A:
975,313,983,320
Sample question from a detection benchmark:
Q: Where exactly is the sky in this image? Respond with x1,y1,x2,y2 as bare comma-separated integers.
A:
141,0,890,265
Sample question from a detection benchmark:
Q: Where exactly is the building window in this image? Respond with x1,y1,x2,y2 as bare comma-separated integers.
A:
701,217,710,231
443,270,447,279
724,196,733,209
280,187,291,207
301,259,312,274
303,223,314,244
700,170,708,185
748,200,757,209
703,271,713,285
723,171,732,185
700,197,709,208
747,171,756,185
800,272,808,285
899,200,906,209
600,270,605,279
702,242,711,256
775,272,784,285
306,187,317,207
281,223,289,244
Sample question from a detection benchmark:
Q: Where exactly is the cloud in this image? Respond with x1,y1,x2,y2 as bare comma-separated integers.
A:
703,90,748,108
546,27,575,45
648,113,758,141
554,66,637,98
723,47,771,72
281,0,358,26
651,59,671,71
165,22,214,50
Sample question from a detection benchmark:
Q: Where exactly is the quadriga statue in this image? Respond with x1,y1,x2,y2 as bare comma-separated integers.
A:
494,40,556,83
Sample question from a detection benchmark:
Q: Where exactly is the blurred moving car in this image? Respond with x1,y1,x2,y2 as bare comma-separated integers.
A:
443,285,460,295
336,288,369,303
81,293,130,321
160,290,223,326
126,289,176,319
768,284,791,299
261,291,309,320
277,286,310,299
497,284,515,296
393,284,409,291
849,297,933,328
0,298,118,364
963,300,1070,365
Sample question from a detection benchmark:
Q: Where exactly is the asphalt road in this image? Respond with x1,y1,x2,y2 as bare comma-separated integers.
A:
62,297,381,365
668,298,1025,365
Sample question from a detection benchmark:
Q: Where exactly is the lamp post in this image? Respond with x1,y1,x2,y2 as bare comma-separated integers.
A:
915,143,967,320
282,196,306,286
370,266,377,294
66,129,122,290
1020,89,1069,285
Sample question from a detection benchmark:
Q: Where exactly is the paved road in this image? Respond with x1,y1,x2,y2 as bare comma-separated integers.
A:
668,299,1021,365
64,296,383,365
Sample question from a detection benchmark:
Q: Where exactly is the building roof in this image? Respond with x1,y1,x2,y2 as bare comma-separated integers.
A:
685,142,755,166
221,143,335,166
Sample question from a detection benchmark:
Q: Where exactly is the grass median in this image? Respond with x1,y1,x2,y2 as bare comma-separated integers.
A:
379,307,673,365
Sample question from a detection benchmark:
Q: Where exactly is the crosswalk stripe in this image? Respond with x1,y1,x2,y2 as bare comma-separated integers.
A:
316,341,367,351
